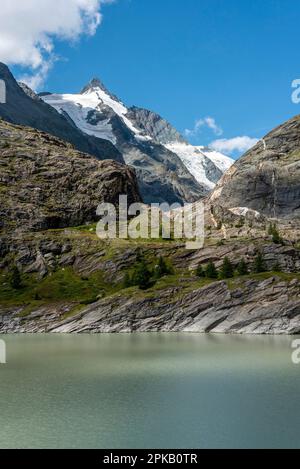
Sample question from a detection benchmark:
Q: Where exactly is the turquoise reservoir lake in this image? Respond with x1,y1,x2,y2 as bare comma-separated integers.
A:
0,333,299,449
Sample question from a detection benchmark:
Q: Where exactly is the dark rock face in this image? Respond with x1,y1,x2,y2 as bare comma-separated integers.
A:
81,78,120,102
107,109,210,203
18,82,43,102
119,141,207,204
0,63,123,163
127,106,185,145
84,101,206,204
210,115,300,220
111,107,231,204
0,120,141,234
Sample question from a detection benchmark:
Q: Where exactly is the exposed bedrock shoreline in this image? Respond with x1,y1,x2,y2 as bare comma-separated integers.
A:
1,275,300,335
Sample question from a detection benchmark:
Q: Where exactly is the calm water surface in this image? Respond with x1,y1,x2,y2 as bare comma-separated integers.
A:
0,333,299,449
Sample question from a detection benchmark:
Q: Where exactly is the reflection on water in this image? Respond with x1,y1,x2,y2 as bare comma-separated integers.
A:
0,333,299,449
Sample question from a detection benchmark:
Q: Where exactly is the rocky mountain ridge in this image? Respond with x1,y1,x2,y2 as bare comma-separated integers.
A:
0,63,123,163
42,77,233,203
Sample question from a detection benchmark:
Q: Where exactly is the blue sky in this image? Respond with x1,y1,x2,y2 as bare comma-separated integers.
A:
8,0,300,156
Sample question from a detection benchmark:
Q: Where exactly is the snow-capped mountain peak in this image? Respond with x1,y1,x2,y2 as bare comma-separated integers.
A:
81,77,127,113
41,77,233,204
42,78,151,144
81,77,110,94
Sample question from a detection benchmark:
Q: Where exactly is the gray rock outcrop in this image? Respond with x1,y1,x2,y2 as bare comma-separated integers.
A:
1,275,300,335
0,119,141,234
210,114,300,220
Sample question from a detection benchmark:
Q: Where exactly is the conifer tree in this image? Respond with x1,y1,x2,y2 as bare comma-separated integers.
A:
237,258,248,276
196,264,205,278
253,252,266,273
272,226,282,245
205,261,218,279
268,224,282,244
132,260,153,290
220,257,234,279
123,272,132,289
154,256,174,279
10,266,22,290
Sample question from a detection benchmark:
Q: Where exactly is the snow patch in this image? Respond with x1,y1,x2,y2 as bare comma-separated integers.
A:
199,148,234,173
165,142,233,190
42,93,116,144
165,142,215,189
42,86,150,144
229,207,262,219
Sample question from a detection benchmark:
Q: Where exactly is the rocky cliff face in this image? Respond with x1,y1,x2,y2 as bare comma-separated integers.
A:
127,106,185,145
127,107,233,192
0,119,141,235
0,63,123,163
209,114,300,221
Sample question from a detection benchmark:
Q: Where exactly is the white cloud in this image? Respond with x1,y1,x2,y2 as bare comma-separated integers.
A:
210,136,259,155
0,0,114,89
19,59,56,91
185,116,223,138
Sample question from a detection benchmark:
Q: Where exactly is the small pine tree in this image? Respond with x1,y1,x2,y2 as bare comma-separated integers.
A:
268,223,282,244
123,272,132,289
132,260,153,290
220,257,234,279
268,223,274,236
237,258,248,276
154,256,174,279
253,252,266,273
205,261,219,279
196,264,205,278
10,266,22,290
272,227,282,245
